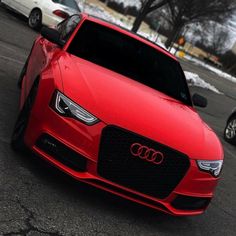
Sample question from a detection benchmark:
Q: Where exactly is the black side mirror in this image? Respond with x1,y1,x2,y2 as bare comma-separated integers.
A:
41,27,64,47
192,93,207,108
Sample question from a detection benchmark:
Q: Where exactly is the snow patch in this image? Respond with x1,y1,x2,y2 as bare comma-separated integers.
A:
83,3,132,29
138,31,167,49
112,0,141,9
185,56,236,84
184,71,222,94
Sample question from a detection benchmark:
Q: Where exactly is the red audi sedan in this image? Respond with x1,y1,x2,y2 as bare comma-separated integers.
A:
12,14,224,216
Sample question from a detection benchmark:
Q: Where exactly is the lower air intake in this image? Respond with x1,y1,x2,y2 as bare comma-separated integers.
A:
36,134,87,172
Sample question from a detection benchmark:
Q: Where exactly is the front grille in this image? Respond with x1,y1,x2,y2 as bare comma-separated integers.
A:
36,134,87,172
98,126,190,199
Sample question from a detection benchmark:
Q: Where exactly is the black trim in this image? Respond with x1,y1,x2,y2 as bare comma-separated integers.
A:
36,134,87,172
171,195,211,210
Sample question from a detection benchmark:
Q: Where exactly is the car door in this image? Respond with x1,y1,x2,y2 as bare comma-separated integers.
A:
15,0,36,16
1,0,20,12
2,0,33,17
1,0,13,7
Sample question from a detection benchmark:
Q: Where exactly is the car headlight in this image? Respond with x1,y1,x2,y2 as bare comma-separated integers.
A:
197,160,223,177
52,91,99,125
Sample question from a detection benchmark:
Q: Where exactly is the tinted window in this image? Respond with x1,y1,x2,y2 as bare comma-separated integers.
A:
68,20,192,105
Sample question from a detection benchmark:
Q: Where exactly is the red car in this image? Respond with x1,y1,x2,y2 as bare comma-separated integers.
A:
12,14,224,216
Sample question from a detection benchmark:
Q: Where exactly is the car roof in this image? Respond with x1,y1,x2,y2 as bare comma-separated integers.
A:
80,13,177,61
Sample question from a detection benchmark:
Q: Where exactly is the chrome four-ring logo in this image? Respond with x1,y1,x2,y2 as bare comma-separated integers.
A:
130,143,164,165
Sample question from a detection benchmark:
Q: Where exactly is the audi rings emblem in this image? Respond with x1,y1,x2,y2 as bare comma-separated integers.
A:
130,143,164,165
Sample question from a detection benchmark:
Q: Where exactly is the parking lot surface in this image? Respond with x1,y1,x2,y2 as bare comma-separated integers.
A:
0,6,236,236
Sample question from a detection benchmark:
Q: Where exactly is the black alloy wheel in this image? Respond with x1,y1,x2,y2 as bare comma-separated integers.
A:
224,115,236,145
28,9,42,30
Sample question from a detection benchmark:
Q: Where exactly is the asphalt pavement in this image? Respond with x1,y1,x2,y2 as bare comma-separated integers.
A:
0,5,236,236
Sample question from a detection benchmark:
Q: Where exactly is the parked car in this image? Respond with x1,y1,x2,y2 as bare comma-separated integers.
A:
1,0,80,29
224,108,236,144
11,14,224,216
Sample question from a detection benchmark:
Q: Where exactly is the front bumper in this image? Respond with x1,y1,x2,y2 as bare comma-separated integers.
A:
24,86,219,216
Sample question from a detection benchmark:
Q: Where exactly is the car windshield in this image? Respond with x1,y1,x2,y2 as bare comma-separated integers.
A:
54,0,79,11
68,20,192,105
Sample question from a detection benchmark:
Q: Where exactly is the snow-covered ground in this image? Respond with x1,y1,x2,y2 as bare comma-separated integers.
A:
112,0,141,8
138,31,167,48
185,55,236,84
184,71,222,94
83,2,132,29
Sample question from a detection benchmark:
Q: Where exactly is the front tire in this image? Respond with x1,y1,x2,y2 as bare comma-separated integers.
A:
11,82,38,151
18,41,35,88
28,9,42,30
224,115,236,145
17,59,28,89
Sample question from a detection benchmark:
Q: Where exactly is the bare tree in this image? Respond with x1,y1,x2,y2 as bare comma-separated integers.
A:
221,50,236,75
132,0,170,32
199,22,230,55
163,0,236,48
131,0,236,49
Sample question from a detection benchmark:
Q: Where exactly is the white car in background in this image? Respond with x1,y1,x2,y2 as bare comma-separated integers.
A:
1,0,80,29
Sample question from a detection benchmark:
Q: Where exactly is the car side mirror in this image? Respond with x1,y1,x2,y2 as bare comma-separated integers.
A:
41,27,64,47
192,93,207,108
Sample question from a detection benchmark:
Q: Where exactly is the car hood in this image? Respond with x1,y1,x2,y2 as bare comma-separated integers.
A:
57,54,223,160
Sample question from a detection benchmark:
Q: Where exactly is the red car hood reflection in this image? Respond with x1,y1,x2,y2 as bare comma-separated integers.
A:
57,53,223,160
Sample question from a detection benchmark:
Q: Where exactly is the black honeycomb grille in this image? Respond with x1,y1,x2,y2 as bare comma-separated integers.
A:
98,126,190,199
